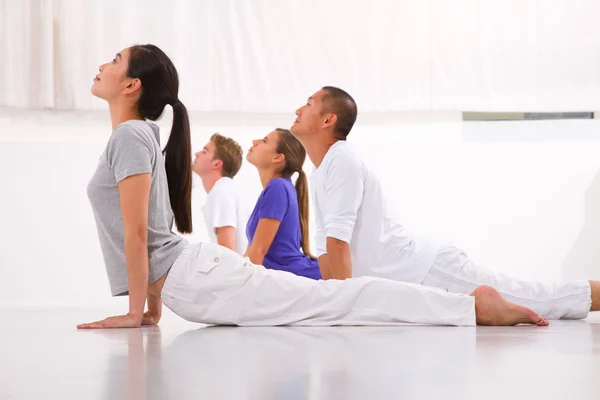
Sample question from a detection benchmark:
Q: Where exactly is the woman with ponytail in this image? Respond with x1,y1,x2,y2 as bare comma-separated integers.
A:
79,45,192,328
77,47,547,330
245,129,321,279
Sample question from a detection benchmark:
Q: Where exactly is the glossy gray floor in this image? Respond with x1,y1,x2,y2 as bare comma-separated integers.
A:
1,309,599,400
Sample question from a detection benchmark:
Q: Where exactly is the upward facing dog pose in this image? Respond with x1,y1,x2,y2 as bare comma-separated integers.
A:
192,133,250,254
78,44,548,330
290,86,598,321
244,128,321,280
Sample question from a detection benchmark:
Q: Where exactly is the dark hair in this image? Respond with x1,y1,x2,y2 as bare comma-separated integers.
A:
127,44,192,233
320,86,358,140
210,133,243,178
275,128,315,259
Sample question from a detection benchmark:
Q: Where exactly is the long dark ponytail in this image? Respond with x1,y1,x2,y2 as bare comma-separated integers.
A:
294,169,314,259
163,100,192,233
275,128,315,259
127,44,192,233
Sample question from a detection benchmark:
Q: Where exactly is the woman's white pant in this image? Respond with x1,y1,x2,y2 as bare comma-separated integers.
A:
421,245,591,320
162,243,477,327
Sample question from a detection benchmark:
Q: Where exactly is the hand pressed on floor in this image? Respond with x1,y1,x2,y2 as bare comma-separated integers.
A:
77,313,143,329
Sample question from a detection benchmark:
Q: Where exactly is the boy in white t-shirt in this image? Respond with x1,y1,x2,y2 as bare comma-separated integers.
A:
192,133,250,254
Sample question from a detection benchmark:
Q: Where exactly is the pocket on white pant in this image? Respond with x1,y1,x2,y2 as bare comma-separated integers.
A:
195,244,224,274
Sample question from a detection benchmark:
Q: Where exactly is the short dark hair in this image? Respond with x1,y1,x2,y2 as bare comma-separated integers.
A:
320,86,357,140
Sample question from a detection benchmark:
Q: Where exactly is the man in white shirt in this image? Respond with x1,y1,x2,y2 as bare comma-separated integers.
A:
192,133,250,254
290,86,599,320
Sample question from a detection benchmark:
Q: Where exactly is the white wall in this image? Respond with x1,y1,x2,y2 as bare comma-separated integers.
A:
1,108,599,308
4,0,600,112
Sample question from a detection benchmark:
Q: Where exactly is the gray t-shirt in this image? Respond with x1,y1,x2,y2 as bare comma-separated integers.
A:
87,120,188,296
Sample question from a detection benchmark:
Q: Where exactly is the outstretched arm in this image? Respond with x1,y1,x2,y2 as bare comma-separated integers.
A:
246,181,288,265
122,173,151,321
209,190,239,251
321,155,364,280
78,173,152,329
326,237,353,279
317,254,331,280
246,218,281,265
215,226,237,251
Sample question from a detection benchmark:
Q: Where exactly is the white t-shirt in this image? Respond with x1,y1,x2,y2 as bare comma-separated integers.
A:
202,177,250,255
311,141,440,284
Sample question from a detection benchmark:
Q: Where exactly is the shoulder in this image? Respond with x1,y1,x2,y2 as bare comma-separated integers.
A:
261,178,291,201
323,142,364,173
109,120,157,149
267,177,293,190
208,178,237,201
265,178,294,196
213,177,236,192
113,120,156,140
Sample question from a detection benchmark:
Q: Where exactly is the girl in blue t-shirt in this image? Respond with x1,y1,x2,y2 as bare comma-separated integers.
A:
245,128,321,279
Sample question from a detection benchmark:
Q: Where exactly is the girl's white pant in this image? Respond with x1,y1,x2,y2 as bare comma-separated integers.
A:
421,245,591,320
162,243,477,327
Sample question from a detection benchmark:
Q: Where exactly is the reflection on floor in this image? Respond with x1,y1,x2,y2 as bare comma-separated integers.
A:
1,309,599,400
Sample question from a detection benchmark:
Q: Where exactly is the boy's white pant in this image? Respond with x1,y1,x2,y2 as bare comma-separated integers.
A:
162,243,477,327
421,245,591,320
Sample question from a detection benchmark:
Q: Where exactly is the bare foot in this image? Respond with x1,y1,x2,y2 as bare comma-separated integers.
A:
471,285,549,327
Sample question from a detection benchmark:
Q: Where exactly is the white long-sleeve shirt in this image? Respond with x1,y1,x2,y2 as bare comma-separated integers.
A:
311,141,440,284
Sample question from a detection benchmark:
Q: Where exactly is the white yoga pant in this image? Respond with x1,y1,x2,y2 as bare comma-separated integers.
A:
421,245,591,320
162,242,477,327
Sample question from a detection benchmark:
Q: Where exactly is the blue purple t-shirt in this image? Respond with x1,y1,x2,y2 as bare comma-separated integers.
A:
246,178,321,280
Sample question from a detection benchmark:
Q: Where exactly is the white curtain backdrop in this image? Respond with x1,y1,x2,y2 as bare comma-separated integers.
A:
2,0,600,112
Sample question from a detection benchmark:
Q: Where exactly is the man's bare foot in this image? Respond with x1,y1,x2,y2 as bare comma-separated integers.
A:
471,285,549,326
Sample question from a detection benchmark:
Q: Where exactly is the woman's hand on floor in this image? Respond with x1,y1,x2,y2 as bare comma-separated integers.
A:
77,313,143,329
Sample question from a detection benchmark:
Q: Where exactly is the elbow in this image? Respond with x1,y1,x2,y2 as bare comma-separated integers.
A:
252,245,269,257
258,244,270,255
125,226,148,251
328,237,349,250
325,223,353,246
247,244,269,264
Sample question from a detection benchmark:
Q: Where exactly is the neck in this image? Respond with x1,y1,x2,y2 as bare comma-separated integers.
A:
200,172,224,193
302,134,339,168
258,168,281,189
109,100,143,130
